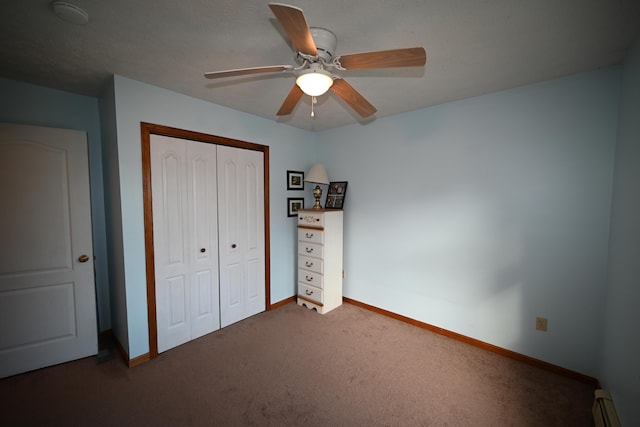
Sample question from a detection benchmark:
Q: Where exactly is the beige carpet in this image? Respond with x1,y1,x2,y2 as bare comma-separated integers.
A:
0,302,594,426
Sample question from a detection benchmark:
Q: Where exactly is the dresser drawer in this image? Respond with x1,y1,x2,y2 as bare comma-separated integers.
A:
297,227,324,244
298,211,324,228
298,269,323,288
298,283,323,304
298,255,323,274
298,242,323,258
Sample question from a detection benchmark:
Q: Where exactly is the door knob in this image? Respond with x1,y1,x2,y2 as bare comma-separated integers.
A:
78,254,90,263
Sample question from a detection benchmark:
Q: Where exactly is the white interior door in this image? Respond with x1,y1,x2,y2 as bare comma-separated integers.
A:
151,135,219,353
218,145,265,327
0,123,97,378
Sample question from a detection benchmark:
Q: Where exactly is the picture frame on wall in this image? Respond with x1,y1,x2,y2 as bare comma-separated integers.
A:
325,181,348,209
287,170,304,190
287,197,304,217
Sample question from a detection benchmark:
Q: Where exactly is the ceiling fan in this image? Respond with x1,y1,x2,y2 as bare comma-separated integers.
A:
204,3,426,118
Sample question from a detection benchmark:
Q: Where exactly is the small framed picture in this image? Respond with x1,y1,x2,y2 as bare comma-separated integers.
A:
325,181,348,209
287,197,304,217
287,170,304,190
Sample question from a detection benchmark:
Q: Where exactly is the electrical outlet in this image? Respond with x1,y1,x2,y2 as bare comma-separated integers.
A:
536,316,548,332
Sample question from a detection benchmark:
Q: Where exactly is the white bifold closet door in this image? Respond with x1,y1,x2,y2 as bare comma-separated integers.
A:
217,145,265,328
151,135,265,353
151,135,220,353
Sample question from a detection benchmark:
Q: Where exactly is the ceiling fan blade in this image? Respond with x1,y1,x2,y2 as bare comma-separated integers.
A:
336,47,426,70
277,84,304,116
269,3,318,56
204,65,293,79
330,79,377,118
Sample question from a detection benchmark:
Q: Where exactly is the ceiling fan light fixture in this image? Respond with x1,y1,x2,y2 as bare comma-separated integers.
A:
296,68,334,97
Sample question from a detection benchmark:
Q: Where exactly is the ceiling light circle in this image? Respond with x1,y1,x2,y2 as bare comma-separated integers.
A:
296,69,334,97
51,1,89,25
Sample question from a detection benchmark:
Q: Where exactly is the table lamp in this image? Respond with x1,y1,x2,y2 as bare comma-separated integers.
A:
304,164,329,209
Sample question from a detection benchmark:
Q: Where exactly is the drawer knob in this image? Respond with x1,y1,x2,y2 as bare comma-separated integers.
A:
200,248,206,253
305,247,313,253
305,261,313,267
305,289,314,295
306,232,314,238
305,275,313,282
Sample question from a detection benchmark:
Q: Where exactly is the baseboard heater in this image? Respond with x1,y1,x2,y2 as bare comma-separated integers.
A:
593,390,621,427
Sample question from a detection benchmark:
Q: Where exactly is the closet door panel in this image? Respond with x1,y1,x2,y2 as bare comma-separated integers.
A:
243,154,265,316
218,155,243,324
220,159,240,255
247,258,260,300
151,137,191,352
152,135,220,351
162,152,187,269
218,146,265,327
187,141,220,339
168,276,187,326
245,162,259,250
226,263,242,307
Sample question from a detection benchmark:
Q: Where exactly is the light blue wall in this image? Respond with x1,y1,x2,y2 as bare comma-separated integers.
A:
104,76,315,358
0,77,111,332
98,79,128,350
601,36,640,425
317,67,620,376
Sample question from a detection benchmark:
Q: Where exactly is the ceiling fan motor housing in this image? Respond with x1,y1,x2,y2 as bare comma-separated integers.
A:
297,27,337,63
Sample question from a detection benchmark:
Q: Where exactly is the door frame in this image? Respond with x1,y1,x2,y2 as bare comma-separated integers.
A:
141,122,271,359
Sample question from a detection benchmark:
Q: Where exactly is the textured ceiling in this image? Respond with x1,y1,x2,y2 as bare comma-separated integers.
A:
1,1,639,131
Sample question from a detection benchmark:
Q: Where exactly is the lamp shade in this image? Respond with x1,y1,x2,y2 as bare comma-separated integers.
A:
304,164,329,185
296,69,334,97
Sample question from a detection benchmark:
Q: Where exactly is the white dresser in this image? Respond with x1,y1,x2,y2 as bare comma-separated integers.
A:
296,209,343,314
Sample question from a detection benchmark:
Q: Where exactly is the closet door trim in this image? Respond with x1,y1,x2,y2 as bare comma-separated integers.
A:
141,122,271,359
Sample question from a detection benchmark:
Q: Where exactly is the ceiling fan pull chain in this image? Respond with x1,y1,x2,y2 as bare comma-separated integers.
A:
311,96,316,117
